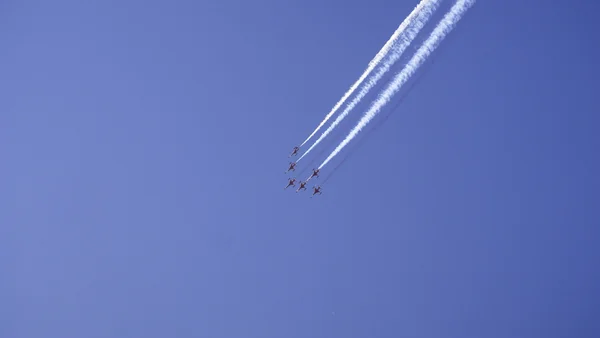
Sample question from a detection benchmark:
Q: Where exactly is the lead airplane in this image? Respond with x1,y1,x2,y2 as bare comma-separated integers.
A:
284,178,296,190
289,146,299,157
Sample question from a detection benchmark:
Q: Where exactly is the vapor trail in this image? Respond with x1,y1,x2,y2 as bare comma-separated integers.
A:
299,0,438,148
297,0,442,162
319,0,476,169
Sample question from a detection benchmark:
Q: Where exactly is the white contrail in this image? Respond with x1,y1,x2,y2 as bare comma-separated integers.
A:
296,0,442,162
298,0,438,148
319,0,476,169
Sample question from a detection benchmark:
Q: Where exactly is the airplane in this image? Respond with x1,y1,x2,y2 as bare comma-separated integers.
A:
284,178,296,190
289,146,300,157
307,168,320,180
296,181,307,192
311,185,322,197
285,162,297,173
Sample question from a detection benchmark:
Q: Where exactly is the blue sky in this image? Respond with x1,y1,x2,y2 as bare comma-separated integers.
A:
3,0,600,337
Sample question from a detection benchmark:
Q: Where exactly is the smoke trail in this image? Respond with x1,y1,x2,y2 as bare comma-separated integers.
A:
296,0,442,162
298,0,438,148
320,48,440,187
319,0,476,169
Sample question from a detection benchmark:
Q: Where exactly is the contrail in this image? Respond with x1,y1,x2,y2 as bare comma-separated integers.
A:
319,0,476,169
298,0,438,148
296,0,442,162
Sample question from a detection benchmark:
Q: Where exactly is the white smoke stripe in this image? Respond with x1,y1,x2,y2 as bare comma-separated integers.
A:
299,0,437,147
296,0,442,162
319,0,476,169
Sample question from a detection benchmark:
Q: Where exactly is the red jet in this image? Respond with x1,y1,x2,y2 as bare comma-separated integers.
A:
307,168,320,181
285,162,297,173
296,181,307,192
284,178,296,190
311,185,322,197
289,146,299,157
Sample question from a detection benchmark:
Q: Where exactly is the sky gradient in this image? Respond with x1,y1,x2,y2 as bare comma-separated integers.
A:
4,0,600,337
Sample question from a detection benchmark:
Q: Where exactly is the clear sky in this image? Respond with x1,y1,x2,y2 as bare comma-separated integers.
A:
4,0,600,337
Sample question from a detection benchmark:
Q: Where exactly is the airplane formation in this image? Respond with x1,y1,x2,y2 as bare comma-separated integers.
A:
280,0,477,197
284,146,322,197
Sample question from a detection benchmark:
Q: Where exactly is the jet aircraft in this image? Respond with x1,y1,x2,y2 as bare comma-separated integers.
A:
285,162,296,173
307,168,320,180
289,146,299,157
296,181,307,192
311,185,322,197
284,178,296,190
